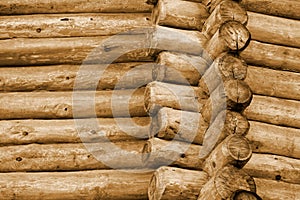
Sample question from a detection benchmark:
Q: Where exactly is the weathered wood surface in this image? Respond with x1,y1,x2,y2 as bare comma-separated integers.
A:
0,117,150,145
247,121,300,159
243,95,300,129
148,166,208,200
0,141,147,172
231,190,262,200
240,0,300,20
0,170,153,200
0,13,151,38
244,153,300,184
246,11,300,48
245,66,300,101
0,88,147,119
150,107,208,144
240,40,300,73
0,0,153,14
156,51,208,86
254,178,300,200
144,81,208,114
142,138,203,170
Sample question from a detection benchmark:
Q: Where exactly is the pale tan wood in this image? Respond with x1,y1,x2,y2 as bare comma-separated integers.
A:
148,166,208,200
240,0,300,20
0,88,147,119
247,121,300,159
0,0,153,14
147,0,204,5
142,138,204,170
243,95,300,129
244,153,300,184
202,0,223,13
144,81,208,114
151,107,208,144
0,117,150,145
246,12,300,48
156,51,208,86
245,66,300,101
152,0,208,30
240,40,300,73
254,178,300,200
0,170,152,200
0,13,151,38
0,141,147,172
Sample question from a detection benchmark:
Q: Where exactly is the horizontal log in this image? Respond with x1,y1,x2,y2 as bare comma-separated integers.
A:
243,95,300,129
0,170,153,200
152,0,209,30
0,0,153,14
0,13,151,38
0,141,147,172
254,178,300,200
244,153,300,184
151,107,209,144
144,81,208,114
245,66,300,101
247,11,300,48
0,88,147,119
148,166,209,200
240,40,300,73
0,63,154,92
247,121,300,159
0,117,150,145
240,0,300,20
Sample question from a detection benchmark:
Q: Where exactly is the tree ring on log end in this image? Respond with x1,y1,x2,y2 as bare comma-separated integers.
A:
224,79,252,108
226,135,252,162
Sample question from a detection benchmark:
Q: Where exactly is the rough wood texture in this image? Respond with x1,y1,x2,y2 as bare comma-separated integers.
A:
254,178,300,200
148,166,209,200
0,170,153,200
152,0,209,30
156,51,208,86
142,138,204,170
0,63,154,92
0,141,147,172
244,153,300,184
247,121,300,159
0,88,147,119
0,117,150,145
198,165,256,200
199,53,247,96
203,135,252,177
150,107,208,144
231,190,262,200
203,20,250,60
240,40,300,73
144,81,208,114
202,0,223,13
0,13,151,38
246,11,300,48
243,95,300,129
240,0,300,20
245,66,300,101
0,0,153,14
202,0,248,38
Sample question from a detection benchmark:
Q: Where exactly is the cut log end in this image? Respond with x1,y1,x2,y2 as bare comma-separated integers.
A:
220,54,248,80
231,190,262,200
142,142,151,163
148,173,161,200
225,111,250,135
227,135,252,163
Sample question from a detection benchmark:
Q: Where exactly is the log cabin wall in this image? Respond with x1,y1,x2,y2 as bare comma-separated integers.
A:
0,0,299,200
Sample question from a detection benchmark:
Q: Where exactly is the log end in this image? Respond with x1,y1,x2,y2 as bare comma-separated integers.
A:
148,172,162,200
231,190,262,200
219,53,248,80
224,111,250,136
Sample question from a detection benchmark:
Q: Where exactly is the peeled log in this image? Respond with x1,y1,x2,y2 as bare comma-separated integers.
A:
244,153,300,184
240,40,300,73
148,166,209,200
0,170,152,200
0,141,147,172
144,81,208,114
247,121,300,159
243,95,300,129
156,51,208,86
0,0,153,14
0,13,151,38
152,0,208,30
150,107,208,144
0,117,150,145
0,88,147,119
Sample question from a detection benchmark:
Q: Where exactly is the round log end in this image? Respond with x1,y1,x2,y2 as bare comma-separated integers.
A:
148,173,162,200
144,84,158,115
231,190,262,200
218,53,248,80
142,141,152,163
224,111,250,136
219,0,248,24
226,135,252,166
